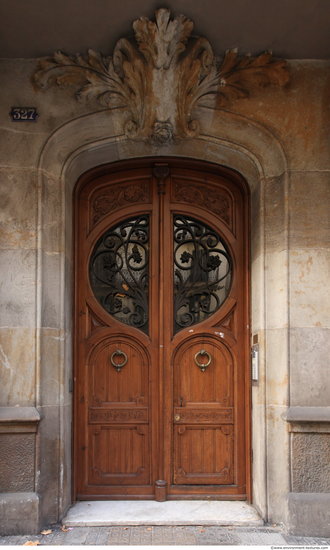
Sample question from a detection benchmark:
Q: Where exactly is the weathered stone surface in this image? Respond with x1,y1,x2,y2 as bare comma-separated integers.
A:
290,328,330,406
39,328,64,407
0,433,35,491
0,128,46,169
251,254,264,333
287,406,330,423
0,58,96,134
37,406,60,525
0,328,35,406
291,433,330,492
251,402,267,517
40,172,62,254
265,328,289,406
58,403,72,517
0,168,37,250
232,60,330,171
0,250,36,328
265,405,290,525
0,406,40,433
265,249,289,329
288,492,330,537
0,492,39,535
264,175,288,251
250,181,263,260
40,251,62,329
289,248,330,328
289,171,330,249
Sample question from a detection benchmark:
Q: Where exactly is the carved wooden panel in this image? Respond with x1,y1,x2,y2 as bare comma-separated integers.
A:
90,180,151,229
89,408,148,424
172,179,233,229
173,425,234,485
89,425,150,485
173,407,233,424
172,337,235,486
84,337,151,488
173,339,233,407
88,339,148,407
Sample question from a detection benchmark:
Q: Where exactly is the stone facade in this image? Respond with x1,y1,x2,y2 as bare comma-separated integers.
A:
0,9,329,537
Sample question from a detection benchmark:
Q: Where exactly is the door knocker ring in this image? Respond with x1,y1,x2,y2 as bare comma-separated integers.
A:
194,349,212,373
110,349,128,372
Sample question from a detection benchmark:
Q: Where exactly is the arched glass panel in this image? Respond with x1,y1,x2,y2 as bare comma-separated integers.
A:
174,214,232,333
89,215,149,333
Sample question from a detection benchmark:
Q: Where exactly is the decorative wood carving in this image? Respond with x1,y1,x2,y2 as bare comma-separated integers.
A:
89,408,148,423
33,9,289,143
173,407,233,424
92,182,150,226
173,180,232,226
75,161,249,498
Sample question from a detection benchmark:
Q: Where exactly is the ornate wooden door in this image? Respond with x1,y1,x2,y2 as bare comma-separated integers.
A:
74,159,249,500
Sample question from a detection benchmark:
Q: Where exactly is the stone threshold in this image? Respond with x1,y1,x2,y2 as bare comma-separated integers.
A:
63,500,263,527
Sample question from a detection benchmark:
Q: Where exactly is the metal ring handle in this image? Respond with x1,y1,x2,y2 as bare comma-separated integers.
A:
194,349,212,372
110,349,128,372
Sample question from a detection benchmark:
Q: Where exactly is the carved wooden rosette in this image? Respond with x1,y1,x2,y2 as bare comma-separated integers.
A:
33,8,289,143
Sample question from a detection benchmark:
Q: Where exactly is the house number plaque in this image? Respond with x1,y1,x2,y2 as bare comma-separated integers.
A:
10,107,38,122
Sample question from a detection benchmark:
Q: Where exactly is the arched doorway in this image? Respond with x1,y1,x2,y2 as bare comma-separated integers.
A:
73,158,250,501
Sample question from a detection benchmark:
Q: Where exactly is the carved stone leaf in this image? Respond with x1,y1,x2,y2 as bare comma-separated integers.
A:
178,38,218,136
214,50,290,107
133,8,193,69
33,48,129,108
33,8,290,142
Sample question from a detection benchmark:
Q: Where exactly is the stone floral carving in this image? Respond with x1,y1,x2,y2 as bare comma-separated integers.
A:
33,8,289,143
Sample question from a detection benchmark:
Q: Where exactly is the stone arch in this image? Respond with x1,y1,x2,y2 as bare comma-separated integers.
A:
36,107,289,524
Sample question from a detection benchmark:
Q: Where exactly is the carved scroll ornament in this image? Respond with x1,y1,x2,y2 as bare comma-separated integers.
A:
33,8,289,143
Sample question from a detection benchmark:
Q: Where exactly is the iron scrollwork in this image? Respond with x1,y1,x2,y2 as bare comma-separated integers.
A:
89,216,149,333
174,214,232,332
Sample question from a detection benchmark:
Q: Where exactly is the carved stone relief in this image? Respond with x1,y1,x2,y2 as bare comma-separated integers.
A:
33,8,289,143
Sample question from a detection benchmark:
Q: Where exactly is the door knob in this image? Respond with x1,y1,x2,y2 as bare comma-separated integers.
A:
174,414,180,421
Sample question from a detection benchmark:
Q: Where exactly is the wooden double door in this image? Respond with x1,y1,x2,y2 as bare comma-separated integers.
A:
74,159,250,500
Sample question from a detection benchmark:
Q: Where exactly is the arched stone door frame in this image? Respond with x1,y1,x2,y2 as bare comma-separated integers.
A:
36,107,289,526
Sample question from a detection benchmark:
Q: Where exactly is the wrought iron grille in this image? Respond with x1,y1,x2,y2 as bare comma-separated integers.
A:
174,214,232,332
89,215,149,333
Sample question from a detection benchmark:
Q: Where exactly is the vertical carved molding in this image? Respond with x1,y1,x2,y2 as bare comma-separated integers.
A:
153,163,170,194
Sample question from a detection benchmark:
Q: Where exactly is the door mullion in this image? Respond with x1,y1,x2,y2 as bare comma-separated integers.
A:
152,164,170,496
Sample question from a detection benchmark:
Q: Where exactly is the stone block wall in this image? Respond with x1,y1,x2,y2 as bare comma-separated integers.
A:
0,56,329,536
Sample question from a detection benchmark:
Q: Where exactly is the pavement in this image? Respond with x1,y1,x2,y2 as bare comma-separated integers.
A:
1,525,330,546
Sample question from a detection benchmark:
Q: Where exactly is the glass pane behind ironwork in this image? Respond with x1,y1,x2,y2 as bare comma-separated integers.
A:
174,214,232,332
89,215,149,333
